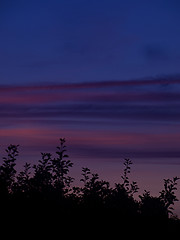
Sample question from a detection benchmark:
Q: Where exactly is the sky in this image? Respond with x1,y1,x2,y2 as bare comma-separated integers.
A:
1,0,180,214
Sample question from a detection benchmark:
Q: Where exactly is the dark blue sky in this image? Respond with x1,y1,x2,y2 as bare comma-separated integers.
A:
1,0,180,84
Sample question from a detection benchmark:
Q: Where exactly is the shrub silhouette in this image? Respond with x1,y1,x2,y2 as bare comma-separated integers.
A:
0,144,19,200
0,138,180,233
79,167,110,210
139,190,168,218
159,177,180,215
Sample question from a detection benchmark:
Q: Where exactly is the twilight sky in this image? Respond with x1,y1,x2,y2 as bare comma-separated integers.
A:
1,0,180,211
1,0,180,84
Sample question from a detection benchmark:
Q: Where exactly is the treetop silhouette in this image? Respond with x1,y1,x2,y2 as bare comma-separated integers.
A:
0,138,179,233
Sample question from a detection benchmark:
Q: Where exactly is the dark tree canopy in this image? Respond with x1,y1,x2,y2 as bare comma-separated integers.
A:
0,138,179,236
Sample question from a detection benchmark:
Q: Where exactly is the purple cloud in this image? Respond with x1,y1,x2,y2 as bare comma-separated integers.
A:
1,76,180,165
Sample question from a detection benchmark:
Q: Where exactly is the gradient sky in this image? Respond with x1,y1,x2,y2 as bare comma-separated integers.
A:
1,0,180,214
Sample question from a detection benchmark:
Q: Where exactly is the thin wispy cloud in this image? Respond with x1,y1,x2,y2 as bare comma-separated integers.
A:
1,76,180,163
0,77,180,104
1,75,180,92
0,76,180,121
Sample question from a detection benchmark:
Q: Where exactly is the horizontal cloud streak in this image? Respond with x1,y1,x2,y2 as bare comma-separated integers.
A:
0,76,180,106
0,103,180,123
1,76,180,164
1,126,180,165
1,92,180,104
1,75,180,92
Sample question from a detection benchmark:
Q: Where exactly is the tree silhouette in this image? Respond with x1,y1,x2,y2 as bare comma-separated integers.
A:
15,162,31,195
31,152,53,202
0,144,19,198
160,176,180,216
0,138,179,233
139,190,168,218
51,138,74,195
80,167,110,209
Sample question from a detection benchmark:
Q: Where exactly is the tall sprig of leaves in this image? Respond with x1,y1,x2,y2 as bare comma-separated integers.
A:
51,138,74,195
121,159,139,197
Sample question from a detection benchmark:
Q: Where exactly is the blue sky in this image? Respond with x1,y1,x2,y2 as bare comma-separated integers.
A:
1,0,180,84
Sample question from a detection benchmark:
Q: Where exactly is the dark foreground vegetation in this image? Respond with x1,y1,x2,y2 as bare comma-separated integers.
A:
0,138,180,236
